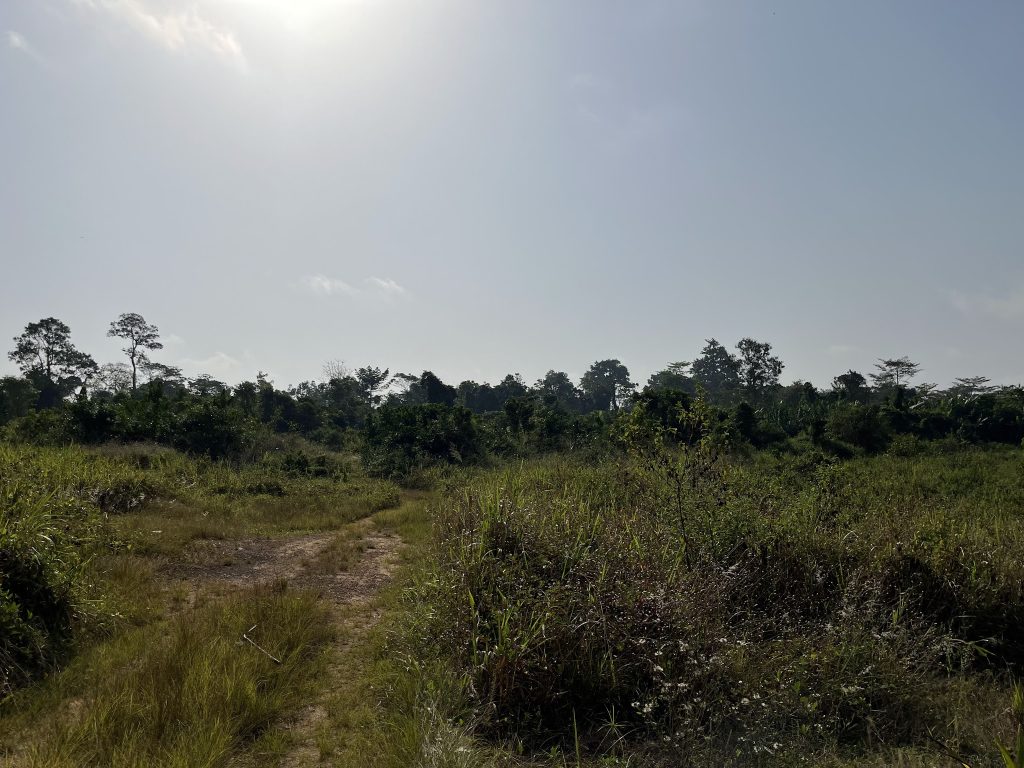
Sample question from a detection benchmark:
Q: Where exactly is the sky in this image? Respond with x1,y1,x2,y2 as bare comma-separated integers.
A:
2,1,1023,390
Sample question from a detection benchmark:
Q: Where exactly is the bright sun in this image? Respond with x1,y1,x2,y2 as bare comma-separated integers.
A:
237,0,345,26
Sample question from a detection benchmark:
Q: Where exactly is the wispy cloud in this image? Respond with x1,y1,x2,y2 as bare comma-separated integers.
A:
951,286,1024,321
70,0,245,68
300,274,359,297
298,275,409,301
176,351,242,377
6,30,48,66
366,276,407,298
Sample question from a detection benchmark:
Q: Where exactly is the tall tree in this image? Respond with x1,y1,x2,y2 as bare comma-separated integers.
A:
870,357,919,390
95,362,133,396
10,317,84,379
323,359,350,380
142,360,185,390
107,313,163,391
404,371,457,406
456,381,501,413
736,338,784,395
951,376,994,397
9,317,97,405
580,359,634,411
534,370,581,411
494,373,528,405
832,370,870,402
389,373,422,404
646,362,695,394
189,374,229,397
0,376,37,425
690,339,741,401
355,366,390,406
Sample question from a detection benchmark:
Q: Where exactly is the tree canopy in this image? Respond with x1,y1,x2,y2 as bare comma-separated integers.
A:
107,313,163,391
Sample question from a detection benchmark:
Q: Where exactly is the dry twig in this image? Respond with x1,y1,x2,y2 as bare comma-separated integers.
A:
241,624,282,665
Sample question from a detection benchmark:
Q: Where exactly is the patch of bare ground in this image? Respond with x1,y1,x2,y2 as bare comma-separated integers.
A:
165,522,401,605
162,519,405,767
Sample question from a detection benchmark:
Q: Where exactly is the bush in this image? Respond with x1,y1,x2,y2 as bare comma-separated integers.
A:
362,403,484,479
0,446,105,694
825,403,889,453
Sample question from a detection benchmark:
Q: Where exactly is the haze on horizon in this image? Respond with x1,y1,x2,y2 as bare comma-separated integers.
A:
2,0,1022,390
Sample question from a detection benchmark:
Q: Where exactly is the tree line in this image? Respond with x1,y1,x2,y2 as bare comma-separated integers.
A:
3,314,1023,473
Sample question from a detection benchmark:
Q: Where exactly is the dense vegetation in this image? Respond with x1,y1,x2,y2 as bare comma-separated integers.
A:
406,447,1024,764
3,314,1023,474
2,313,1023,766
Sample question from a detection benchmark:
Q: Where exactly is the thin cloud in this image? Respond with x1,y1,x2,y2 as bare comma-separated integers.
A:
176,351,242,377
366,277,407,297
70,0,245,69
7,30,31,51
6,30,48,66
300,274,358,297
566,72,607,93
298,274,409,301
951,286,1024,321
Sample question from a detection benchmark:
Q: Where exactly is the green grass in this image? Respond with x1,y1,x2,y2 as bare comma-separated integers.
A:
5,439,1023,767
1,585,333,767
394,447,1024,766
0,438,404,763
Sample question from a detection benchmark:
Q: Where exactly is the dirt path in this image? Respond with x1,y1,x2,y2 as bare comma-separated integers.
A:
166,522,402,605
164,518,408,767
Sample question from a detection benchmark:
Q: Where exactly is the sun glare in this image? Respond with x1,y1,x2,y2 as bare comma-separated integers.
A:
229,0,351,31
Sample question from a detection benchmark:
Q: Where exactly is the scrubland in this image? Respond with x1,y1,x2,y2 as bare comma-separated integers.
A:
2,438,1022,767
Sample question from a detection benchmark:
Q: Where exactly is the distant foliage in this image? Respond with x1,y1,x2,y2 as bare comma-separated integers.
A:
362,403,483,478
3,314,1023,473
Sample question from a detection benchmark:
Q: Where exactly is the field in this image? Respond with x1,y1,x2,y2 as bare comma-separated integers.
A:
0,441,416,766
398,446,1024,766
1,440,1022,766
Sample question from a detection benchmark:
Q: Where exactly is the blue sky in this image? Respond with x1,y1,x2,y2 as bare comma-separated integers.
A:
2,1,1022,389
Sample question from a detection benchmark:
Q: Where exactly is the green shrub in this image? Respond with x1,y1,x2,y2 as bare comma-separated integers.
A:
363,404,484,479
0,447,106,695
825,403,889,453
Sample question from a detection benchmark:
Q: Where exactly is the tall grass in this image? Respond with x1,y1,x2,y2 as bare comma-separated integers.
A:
4,586,333,767
0,445,111,695
414,448,1024,763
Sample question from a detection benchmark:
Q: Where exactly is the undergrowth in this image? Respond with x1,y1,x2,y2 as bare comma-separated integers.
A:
405,447,1024,765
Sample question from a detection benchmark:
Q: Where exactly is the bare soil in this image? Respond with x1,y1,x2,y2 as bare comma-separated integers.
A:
165,525,401,604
